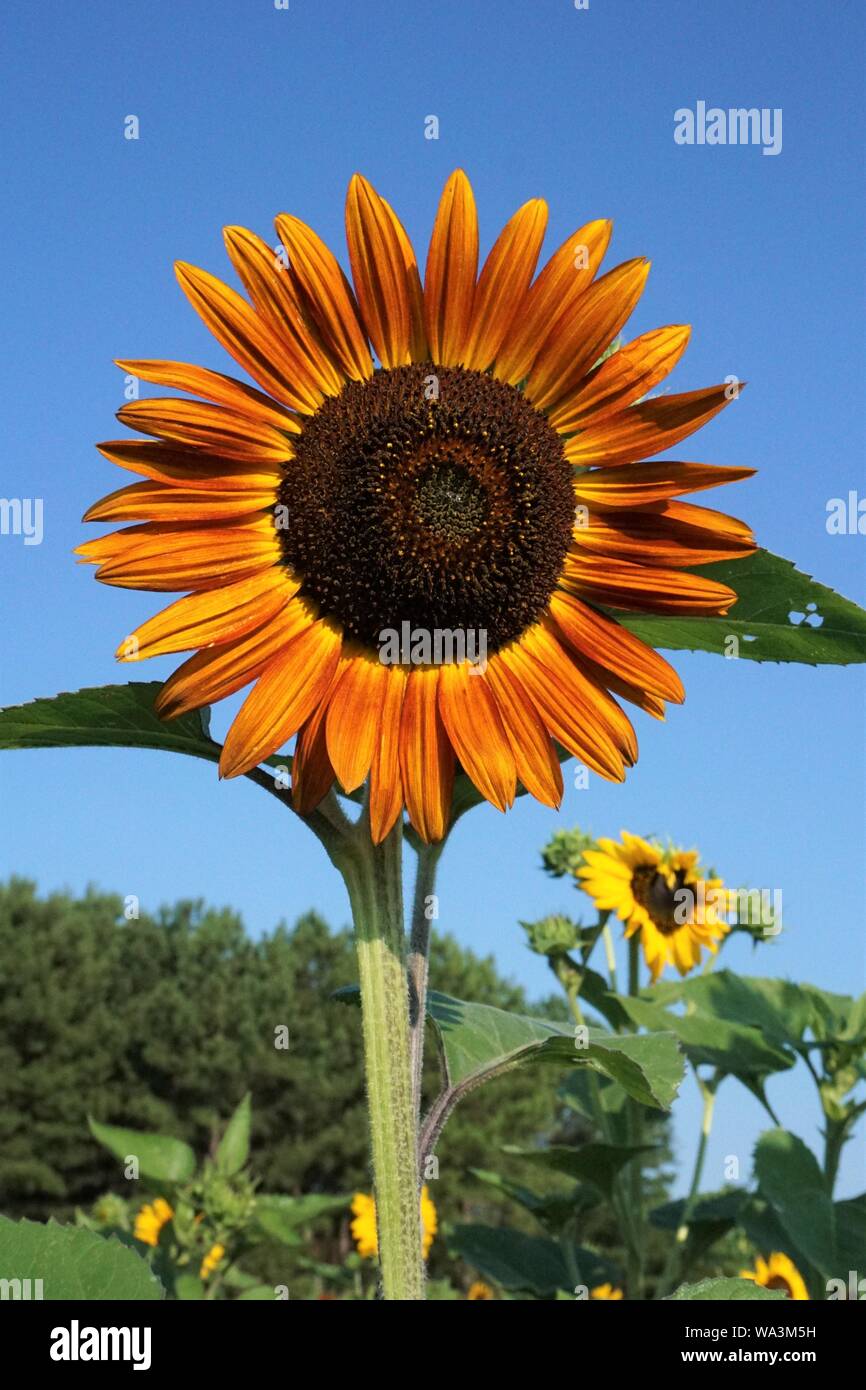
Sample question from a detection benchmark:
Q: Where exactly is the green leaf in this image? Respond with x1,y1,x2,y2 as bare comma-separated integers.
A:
468,1168,597,1229
88,1117,196,1186
448,1224,615,1298
426,990,684,1109
619,995,794,1079
174,1273,205,1300
503,1142,656,1200
0,1216,164,1300
650,1188,749,1232
236,1283,280,1300
665,1276,785,1301
834,1194,866,1271
215,1092,251,1177
616,549,866,665
0,683,221,761
753,1129,836,1276
255,1193,350,1245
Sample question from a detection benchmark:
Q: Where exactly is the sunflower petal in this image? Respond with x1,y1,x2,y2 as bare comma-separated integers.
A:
370,664,408,844
325,644,390,792
76,516,279,591
223,226,344,396
562,553,737,614
438,663,516,812
399,668,454,842
484,656,564,807
573,460,756,508
526,258,650,410
175,261,324,413
115,360,299,431
461,199,548,371
549,590,684,702
117,398,293,463
345,175,412,369
564,385,741,467
493,218,612,385
548,325,691,431
83,480,276,523
380,197,428,360
219,620,342,778
155,598,317,718
96,440,283,492
423,169,478,366
274,214,373,380
117,569,299,661
574,502,757,567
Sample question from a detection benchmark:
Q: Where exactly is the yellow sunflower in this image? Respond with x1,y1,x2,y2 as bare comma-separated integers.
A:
133,1196,173,1247
79,171,755,843
467,1280,495,1300
578,831,730,981
590,1282,624,1299
350,1186,437,1260
739,1252,809,1300
200,1242,226,1280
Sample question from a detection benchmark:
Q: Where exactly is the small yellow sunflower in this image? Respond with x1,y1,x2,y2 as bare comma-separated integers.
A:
80,171,755,843
350,1186,437,1260
133,1196,173,1247
467,1280,495,1300
739,1252,809,1300
578,830,730,981
200,1242,226,1280
590,1282,624,1299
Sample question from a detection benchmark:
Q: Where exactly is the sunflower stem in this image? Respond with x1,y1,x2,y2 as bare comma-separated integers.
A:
337,816,424,1301
655,1068,719,1298
408,840,444,1124
625,936,645,1299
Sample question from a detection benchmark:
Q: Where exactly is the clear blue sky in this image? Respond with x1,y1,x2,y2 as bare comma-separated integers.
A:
1,1,864,1201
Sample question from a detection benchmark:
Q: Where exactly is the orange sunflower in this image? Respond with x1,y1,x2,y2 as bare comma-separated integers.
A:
78,170,755,843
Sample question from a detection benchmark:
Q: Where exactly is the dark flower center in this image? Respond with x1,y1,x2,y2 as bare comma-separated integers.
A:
276,363,574,652
631,865,690,936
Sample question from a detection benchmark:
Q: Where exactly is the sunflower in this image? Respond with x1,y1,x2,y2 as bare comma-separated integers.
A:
578,831,730,981
590,1282,624,1299
79,171,755,843
739,1252,809,1301
467,1280,495,1300
350,1186,437,1260
200,1242,226,1280
133,1196,173,1247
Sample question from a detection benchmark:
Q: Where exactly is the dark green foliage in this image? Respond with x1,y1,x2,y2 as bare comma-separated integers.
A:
0,879,562,1225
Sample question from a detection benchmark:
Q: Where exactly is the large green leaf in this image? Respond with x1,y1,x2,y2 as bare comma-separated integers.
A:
0,683,220,760
88,1117,196,1186
0,1216,164,1300
426,990,684,1109
616,549,866,665
215,1092,251,1177
448,1223,616,1297
468,1168,597,1229
665,1276,785,1301
650,1188,749,1232
753,1129,836,1276
619,995,794,1079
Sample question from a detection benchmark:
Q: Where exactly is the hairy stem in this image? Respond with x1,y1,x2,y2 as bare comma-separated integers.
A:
407,841,444,1127
338,818,423,1300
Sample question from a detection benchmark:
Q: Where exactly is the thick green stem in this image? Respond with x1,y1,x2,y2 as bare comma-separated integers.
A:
407,841,443,1126
339,820,423,1300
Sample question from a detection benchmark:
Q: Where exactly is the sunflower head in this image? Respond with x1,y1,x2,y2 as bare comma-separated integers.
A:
590,1282,624,1299
80,171,755,843
350,1186,437,1261
578,830,730,981
739,1252,809,1301
467,1280,495,1300
133,1196,174,1247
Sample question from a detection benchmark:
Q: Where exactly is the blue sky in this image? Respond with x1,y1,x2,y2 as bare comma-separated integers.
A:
1,1,864,1203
